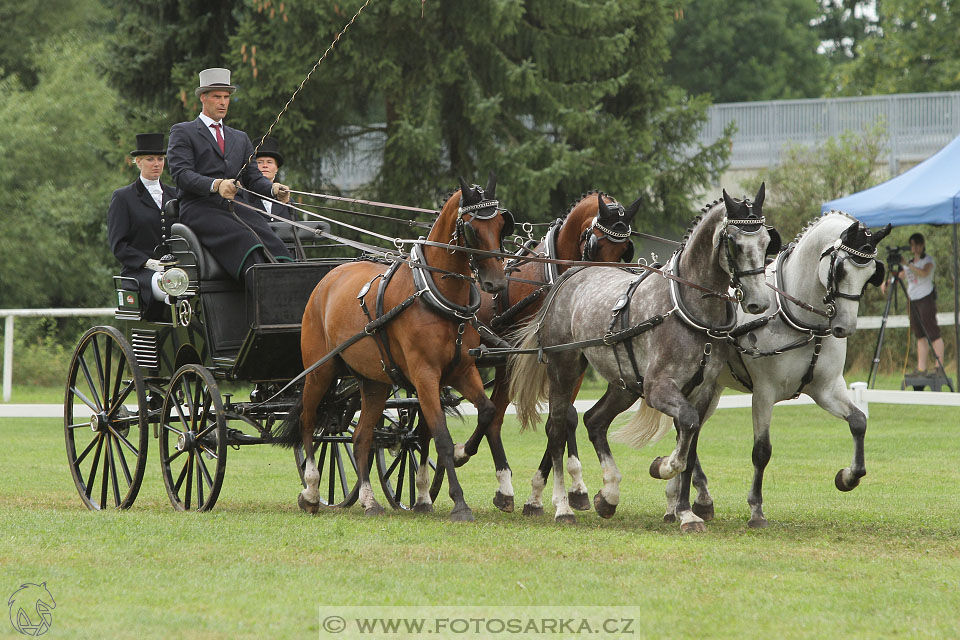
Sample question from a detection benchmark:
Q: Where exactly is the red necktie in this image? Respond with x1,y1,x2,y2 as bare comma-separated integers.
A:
211,123,225,154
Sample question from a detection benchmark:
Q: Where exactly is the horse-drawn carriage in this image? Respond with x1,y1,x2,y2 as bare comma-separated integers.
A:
64,211,446,512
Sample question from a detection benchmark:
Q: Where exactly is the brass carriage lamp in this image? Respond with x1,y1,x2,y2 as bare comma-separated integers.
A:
159,267,190,297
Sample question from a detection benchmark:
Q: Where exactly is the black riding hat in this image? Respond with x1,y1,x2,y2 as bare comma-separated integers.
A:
254,136,284,167
131,133,166,157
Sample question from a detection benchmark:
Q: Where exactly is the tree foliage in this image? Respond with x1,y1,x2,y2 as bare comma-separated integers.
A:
833,0,960,95
665,0,827,103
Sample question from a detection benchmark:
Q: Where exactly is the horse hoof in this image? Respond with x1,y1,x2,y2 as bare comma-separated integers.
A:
364,504,386,517
835,469,860,492
493,491,514,513
522,503,544,517
748,517,768,529
555,513,577,525
568,490,591,511
412,502,434,514
297,493,320,515
593,492,617,519
450,506,475,522
692,502,715,521
663,511,677,523
649,456,666,479
680,520,707,534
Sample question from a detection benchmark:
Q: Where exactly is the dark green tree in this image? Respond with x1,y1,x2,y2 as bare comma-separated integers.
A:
834,0,960,95
665,0,827,103
814,0,878,64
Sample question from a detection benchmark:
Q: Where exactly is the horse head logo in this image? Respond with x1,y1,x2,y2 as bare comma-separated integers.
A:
8,582,55,636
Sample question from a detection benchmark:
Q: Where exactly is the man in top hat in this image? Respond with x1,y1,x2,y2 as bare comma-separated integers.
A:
107,132,178,320
236,136,296,221
166,67,294,283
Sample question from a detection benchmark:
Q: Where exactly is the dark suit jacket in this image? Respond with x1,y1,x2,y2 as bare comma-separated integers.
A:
167,118,292,279
107,178,177,303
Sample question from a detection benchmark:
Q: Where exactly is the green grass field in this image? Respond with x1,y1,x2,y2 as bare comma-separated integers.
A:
1,402,959,639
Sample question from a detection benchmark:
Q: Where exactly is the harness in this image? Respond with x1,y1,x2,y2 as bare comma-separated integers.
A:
727,239,878,398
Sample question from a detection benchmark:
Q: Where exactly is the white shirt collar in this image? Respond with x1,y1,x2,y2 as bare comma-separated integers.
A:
198,112,223,128
140,176,161,189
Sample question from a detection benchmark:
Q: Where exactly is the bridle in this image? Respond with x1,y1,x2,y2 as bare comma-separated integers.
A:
721,215,769,302
452,185,515,275
820,239,878,308
580,204,633,262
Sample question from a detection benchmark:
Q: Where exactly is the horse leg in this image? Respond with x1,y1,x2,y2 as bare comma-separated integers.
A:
565,376,590,511
546,395,577,523
522,447,552,516
418,371,474,522
413,425,434,513
688,389,721,521
297,366,335,514
480,370,515,511
583,384,637,519
675,427,706,533
354,379,391,516
808,377,867,492
746,394,775,528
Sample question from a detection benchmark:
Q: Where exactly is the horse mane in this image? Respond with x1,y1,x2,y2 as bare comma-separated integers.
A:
675,197,722,252
561,190,607,220
792,209,860,244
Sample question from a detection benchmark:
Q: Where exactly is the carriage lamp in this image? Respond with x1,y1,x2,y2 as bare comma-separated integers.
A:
159,267,190,297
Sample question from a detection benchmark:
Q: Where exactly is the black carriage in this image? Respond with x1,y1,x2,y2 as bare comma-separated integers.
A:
65,217,442,512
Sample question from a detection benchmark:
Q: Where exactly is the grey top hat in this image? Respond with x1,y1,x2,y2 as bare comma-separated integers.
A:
195,67,237,97
131,133,166,157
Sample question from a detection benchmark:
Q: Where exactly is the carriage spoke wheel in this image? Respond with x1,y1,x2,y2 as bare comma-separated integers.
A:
294,427,361,508
376,402,437,510
158,364,226,512
65,326,148,510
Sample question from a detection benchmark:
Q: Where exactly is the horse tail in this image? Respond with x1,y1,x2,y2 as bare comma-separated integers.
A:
610,399,673,449
271,394,304,448
507,320,549,432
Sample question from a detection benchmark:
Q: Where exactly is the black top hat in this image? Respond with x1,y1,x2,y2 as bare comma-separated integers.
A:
131,133,166,157
254,136,284,167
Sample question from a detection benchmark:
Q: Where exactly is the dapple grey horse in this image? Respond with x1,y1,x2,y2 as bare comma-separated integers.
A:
509,186,777,531
664,211,891,527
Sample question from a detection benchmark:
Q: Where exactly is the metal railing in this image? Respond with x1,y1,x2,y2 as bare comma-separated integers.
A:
700,91,960,175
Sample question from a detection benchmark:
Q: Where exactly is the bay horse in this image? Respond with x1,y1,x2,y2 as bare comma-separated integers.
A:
454,192,640,512
509,186,776,531
275,173,512,521
664,212,891,527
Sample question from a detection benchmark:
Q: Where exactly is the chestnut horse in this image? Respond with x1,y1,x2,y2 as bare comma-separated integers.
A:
453,193,640,512
277,174,511,521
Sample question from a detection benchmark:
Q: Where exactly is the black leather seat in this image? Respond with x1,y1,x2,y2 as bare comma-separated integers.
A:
170,222,230,280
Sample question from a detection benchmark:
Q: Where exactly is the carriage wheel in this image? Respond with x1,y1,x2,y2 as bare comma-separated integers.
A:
158,364,227,512
293,427,361,508
64,326,149,510
376,403,438,510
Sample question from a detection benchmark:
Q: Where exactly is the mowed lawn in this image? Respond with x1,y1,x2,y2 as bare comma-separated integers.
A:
1,403,959,639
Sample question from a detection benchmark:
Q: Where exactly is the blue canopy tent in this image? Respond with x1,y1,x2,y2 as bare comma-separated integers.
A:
822,135,960,388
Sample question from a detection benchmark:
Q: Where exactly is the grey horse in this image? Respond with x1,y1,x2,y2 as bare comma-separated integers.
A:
665,212,891,527
509,186,777,531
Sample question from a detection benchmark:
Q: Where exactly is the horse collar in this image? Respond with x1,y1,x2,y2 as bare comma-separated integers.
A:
410,242,481,321
543,219,564,285
774,246,834,335
668,252,737,337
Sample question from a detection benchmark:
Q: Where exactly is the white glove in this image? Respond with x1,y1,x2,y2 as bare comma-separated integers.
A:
144,259,164,272
217,178,238,200
272,182,291,203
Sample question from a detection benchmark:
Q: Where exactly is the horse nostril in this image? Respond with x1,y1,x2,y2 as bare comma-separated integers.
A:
832,327,846,338
746,303,760,314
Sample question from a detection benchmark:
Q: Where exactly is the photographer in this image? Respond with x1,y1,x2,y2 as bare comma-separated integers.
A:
883,232,944,375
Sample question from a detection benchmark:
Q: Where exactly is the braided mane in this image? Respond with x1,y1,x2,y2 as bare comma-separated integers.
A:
793,209,860,244
676,197,722,252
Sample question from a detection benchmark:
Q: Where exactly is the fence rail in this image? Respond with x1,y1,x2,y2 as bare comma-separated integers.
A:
700,91,960,174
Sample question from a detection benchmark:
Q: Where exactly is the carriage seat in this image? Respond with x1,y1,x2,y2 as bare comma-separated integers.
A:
268,219,331,242
170,222,230,280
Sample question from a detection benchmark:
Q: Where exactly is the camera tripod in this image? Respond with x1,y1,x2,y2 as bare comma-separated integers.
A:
868,265,953,391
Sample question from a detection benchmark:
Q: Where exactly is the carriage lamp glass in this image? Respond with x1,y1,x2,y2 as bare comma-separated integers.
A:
159,267,190,297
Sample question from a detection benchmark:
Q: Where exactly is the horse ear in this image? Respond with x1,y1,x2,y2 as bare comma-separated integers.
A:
870,223,893,246
869,260,886,287
722,188,737,214
754,182,765,213
485,170,497,198
624,195,642,220
597,193,610,218
457,176,471,201
841,219,859,243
